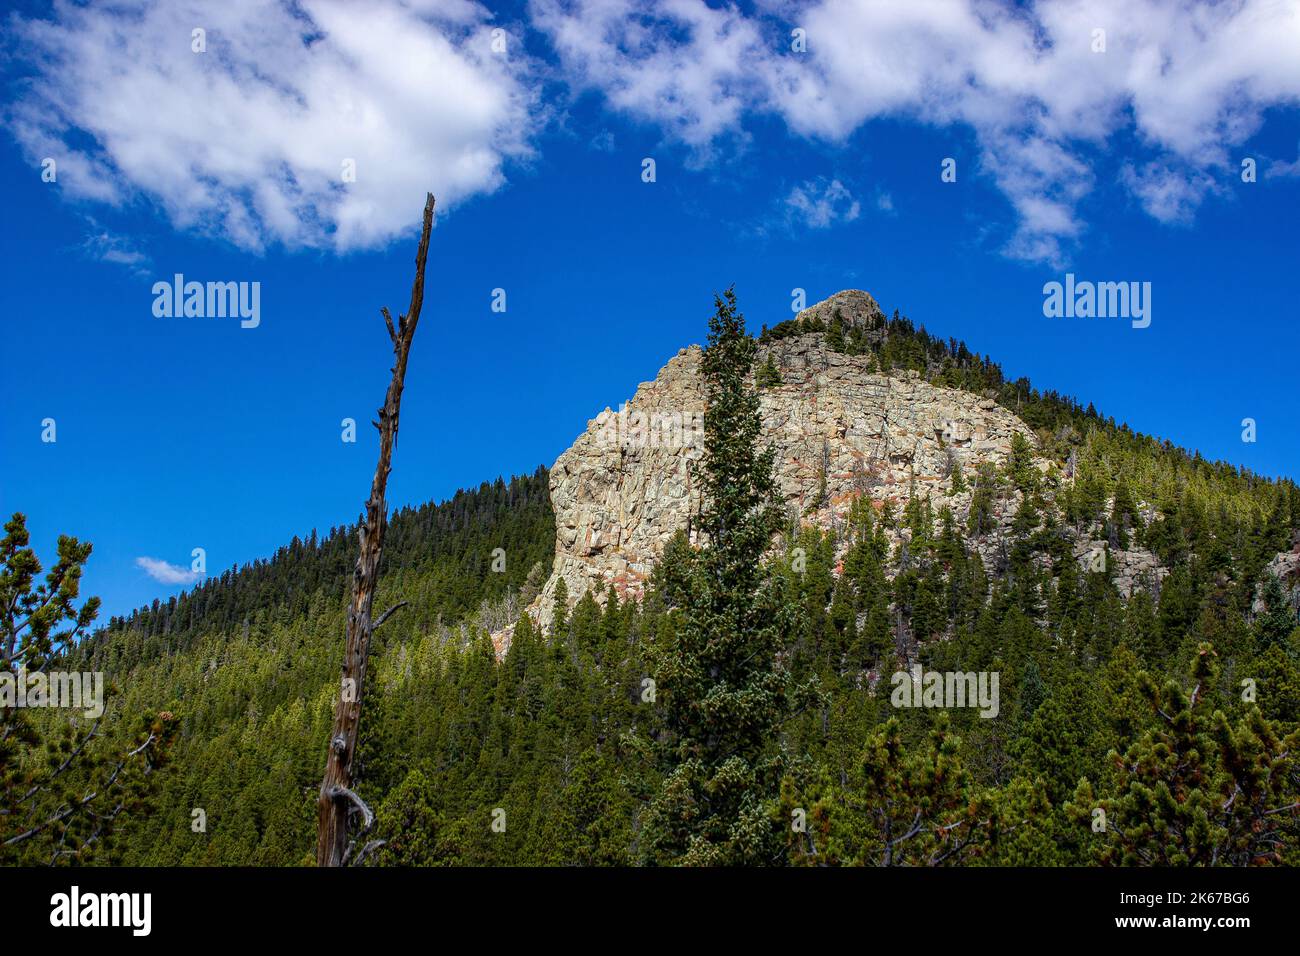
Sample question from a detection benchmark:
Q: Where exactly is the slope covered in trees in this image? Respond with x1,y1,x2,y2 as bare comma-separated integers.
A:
21,298,1300,867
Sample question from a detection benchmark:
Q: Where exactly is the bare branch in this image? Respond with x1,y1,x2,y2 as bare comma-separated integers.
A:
327,785,374,832
352,839,386,867
373,601,409,630
316,193,435,867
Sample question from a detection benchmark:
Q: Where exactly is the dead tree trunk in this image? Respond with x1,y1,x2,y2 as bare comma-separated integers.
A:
316,193,435,867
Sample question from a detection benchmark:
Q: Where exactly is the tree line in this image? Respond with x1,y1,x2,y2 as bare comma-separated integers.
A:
5,290,1297,866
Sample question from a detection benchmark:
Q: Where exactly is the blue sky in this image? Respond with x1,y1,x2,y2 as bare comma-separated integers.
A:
2,0,1299,622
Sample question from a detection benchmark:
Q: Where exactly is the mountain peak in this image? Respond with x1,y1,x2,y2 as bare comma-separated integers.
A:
796,289,884,330
524,326,1052,642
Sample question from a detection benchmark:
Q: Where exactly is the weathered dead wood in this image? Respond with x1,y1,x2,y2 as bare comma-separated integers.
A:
316,193,435,867
373,601,409,630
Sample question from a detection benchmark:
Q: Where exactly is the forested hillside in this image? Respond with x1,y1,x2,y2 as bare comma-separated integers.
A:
56,469,556,865
26,305,1300,867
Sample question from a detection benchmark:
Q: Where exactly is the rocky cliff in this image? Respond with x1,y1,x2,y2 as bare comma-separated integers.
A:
494,290,1205,653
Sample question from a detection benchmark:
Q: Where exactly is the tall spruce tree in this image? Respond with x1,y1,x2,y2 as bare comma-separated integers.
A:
643,288,807,866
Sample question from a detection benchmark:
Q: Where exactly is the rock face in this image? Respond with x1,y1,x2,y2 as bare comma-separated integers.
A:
796,288,885,331
530,291,1055,636
1255,536,1300,614
490,289,1288,656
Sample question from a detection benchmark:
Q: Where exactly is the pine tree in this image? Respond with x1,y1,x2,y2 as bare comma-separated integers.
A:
755,352,782,388
1255,574,1297,650
950,461,967,495
570,589,602,651
0,513,175,864
552,748,635,865
859,600,893,670
373,768,443,865
551,576,569,638
967,465,997,537
794,716,1026,866
1013,673,1107,805
1069,644,1300,865
826,312,845,351
910,574,942,642
1006,431,1038,495
1110,478,1141,550
643,288,810,866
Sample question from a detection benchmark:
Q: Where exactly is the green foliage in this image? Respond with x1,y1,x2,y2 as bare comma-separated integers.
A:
784,716,1040,866
49,294,1300,868
373,769,444,865
1006,432,1039,495
1069,644,1300,865
551,575,569,636
755,352,783,388
1256,574,1298,649
825,310,846,351
967,464,998,537
1,514,175,865
950,461,967,495
642,288,811,866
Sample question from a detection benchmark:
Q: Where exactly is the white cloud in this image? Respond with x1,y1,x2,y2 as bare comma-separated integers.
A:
135,557,201,586
11,0,1299,262
1119,162,1219,224
83,229,152,274
9,0,538,252
784,177,860,229
1265,143,1300,179
531,0,1300,263
530,0,766,154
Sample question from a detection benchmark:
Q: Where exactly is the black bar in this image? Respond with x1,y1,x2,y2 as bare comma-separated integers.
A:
11,865,1295,942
